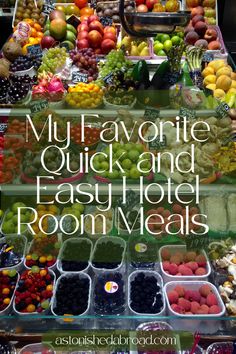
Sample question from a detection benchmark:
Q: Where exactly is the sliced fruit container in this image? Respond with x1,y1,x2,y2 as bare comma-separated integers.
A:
19,343,55,354
128,270,165,317
0,270,19,316
0,235,27,272
164,281,225,334
91,235,126,273
206,342,233,354
57,237,93,274
51,272,92,324
159,245,211,283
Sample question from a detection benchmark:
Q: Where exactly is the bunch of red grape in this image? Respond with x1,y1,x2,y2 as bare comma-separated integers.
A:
70,48,98,82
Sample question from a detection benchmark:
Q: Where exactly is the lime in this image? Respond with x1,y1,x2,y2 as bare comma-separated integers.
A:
136,144,144,153
5,211,13,220
124,143,134,151
122,159,132,169
115,149,127,160
164,39,173,51
128,149,140,162
161,34,170,43
112,142,121,152
98,154,106,162
93,161,101,171
178,31,184,38
100,161,109,171
157,50,166,56
171,35,181,45
155,33,163,42
154,41,164,55
41,300,50,309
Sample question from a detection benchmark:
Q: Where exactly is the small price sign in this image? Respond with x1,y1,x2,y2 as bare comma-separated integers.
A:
216,101,230,119
60,42,70,52
103,72,114,85
100,16,113,26
179,107,196,120
186,233,210,251
90,0,97,9
202,52,214,63
144,107,160,121
42,0,55,15
72,69,88,83
30,99,49,114
148,135,167,151
116,189,139,214
0,123,7,134
27,44,42,57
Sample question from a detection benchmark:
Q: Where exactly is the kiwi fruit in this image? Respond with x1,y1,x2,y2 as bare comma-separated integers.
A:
2,42,22,62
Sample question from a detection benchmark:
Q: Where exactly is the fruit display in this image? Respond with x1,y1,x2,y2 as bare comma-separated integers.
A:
52,273,90,316
92,237,125,270
14,268,54,313
1,202,31,235
94,272,126,314
166,282,223,315
13,0,45,26
0,270,18,312
96,1,135,22
59,238,92,272
76,15,117,53
25,234,60,269
153,31,184,56
119,35,151,57
129,271,164,314
66,82,103,108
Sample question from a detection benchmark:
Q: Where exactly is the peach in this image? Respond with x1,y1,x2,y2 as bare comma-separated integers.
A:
208,40,221,50
204,28,217,41
191,6,204,18
192,14,205,26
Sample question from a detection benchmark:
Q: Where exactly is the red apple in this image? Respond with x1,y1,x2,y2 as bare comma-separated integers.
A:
77,23,89,32
78,30,89,40
40,36,56,49
101,38,116,54
88,30,102,48
104,26,116,35
103,31,117,42
137,4,148,12
135,0,145,5
146,0,159,10
77,39,89,49
89,20,104,35
88,14,99,23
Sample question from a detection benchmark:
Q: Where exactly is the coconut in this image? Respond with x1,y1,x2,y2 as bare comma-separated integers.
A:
0,58,11,70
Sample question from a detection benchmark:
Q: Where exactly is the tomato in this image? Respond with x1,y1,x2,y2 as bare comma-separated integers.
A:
74,0,88,9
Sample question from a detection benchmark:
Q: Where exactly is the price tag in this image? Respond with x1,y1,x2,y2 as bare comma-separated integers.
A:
90,0,97,9
202,52,214,63
100,16,113,26
148,135,167,151
0,123,7,134
42,0,55,15
179,107,196,120
30,99,49,114
116,189,139,214
215,101,230,119
27,44,42,57
60,42,70,51
72,69,88,83
186,234,210,251
103,72,114,85
144,107,160,121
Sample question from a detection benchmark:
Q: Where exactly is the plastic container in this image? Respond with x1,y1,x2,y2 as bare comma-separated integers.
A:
13,269,55,316
206,342,233,354
51,272,92,324
159,245,211,283
12,66,36,78
183,345,204,354
91,236,126,273
164,281,226,334
57,237,93,274
128,270,165,317
0,338,16,354
0,235,27,272
128,234,158,270
0,270,19,316
103,96,137,109
19,343,55,354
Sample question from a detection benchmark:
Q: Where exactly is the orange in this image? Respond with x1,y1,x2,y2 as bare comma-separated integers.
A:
3,298,10,305
27,304,36,312
30,28,37,37
40,269,47,277
24,18,34,26
80,7,93,16
33,23,42,31
36,31,44,39
46,284,53,291
2,288,10,295
28,37,40,44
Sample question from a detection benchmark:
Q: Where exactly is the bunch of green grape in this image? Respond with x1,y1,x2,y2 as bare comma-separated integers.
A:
99,49,133,78
38,47,68,74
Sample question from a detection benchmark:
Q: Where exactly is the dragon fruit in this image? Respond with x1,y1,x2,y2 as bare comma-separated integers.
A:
32,85,47,100
32,76,65,102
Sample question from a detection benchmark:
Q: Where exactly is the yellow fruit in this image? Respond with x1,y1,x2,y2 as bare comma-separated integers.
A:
202,66,215,77
231,72,236,80
228,88,236,94
3,298,10,305
226,65,233,73
203,75,216,86
206,84,216,91
2,270,8,276
216,67,232,78
214,89,225,100
39,256,47,263
40,269,47,277
231,80,236,89
208,59,226,72
216,75,232,92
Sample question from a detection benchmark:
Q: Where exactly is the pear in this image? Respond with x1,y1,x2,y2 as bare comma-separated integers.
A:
139,46,149,56
121,36,132,49
130,45,140,56
137,41,148,52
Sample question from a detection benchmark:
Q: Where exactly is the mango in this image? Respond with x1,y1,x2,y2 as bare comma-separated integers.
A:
203,75,216,86
216,67,232,78
206,84,216,91
202,66,215,77
208,59,226,72
216,75,232,92
214,89,225,100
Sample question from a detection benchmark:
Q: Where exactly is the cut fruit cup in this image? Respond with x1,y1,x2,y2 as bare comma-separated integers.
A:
57,237,93,274
0,270,19,316
19,343,55,354
159,245,211,283
0,235,27,272
91,236,127,274
12,269,55,316
164,281,226,334
128,270,166,317
51,272,92,325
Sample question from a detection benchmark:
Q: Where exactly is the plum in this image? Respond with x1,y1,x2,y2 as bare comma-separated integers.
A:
185,31,200,45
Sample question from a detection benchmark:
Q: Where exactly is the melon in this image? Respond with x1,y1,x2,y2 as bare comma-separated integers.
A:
49,19,67,40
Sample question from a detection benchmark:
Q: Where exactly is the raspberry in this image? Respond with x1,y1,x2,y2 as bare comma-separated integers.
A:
168,264,178,275
174,285,185,297
178,265,193,276
206,293,218,307
199,284,212,297
168,290,179,304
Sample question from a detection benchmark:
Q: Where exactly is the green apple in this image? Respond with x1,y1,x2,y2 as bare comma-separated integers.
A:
163,40,173,51
161,34,170,43
157,50,166,56
128,149,140,162
171,35,181,45
154,41,164,55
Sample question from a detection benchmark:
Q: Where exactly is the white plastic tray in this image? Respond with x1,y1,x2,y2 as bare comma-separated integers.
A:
0,234,27,272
